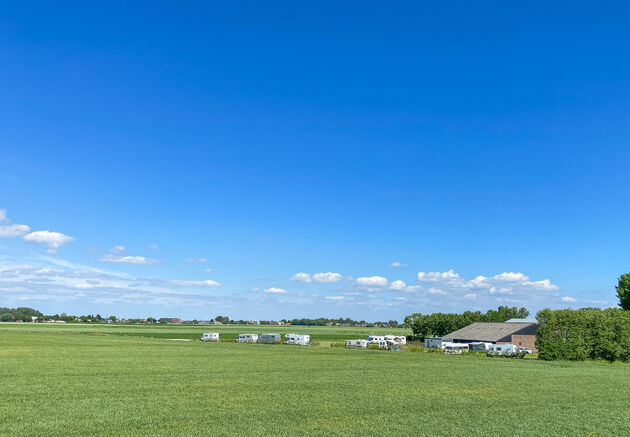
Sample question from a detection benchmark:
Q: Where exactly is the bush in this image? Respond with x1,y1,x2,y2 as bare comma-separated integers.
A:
537,308,630,362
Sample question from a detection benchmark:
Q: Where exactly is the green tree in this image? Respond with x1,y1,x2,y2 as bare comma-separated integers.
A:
616,273,630,310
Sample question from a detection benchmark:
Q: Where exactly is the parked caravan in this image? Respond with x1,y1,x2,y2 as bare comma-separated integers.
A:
367,335,385,344
235,333,259,343
377,340,402,351
285,334,310,346
200,332,219,342
346,339,368,349
487,344,518,356
443,343,469,354
424,337,453,349
257,333,281,344
384,335,407,345
469,342,493,352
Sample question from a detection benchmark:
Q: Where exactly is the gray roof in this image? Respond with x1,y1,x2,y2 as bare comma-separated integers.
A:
445,322,537,342
506,318,537,324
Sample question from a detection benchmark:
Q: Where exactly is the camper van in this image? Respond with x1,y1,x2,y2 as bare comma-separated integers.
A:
384,335,407,345
257,333,281,344
235,334,259,343
367,335,385,344
346,339,368,349
376,340,402,351
284,334,310,346
424,337,452,349
487,344,518,356
200,332,219,342
443,343,469,354
469,342,493,352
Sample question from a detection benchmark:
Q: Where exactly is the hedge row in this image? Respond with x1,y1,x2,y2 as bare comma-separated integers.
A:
536,308,630,362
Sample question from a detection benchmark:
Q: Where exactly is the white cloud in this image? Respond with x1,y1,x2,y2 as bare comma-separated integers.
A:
526,279,559,291
149,244,159,250
428,287,447,295
290,272,312,282
186,258,208,263
0,210,31,238
110,246,126,253
23,231,75,253
356,276,388,288
561,296,577,303
417,269,459,281
389,280,422,293
390,261,408,268
324,296,344,301
312,272,342,283
204,268,213,273
493,272,529,282
264,287,287,294
165,279,222,287
464,293,477,300
100,254,162,265
0,262,229,309
0,224,31,238
389,280,407,291
290,272,342,283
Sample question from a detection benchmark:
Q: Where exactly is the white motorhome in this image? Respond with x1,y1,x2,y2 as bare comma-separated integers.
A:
424,337,452,349
367,335,385,344
376,340,403,351
384,335,407,345
285,334,310,346
346,339,368,349
443,343,469,354
257,333,281,344
469,342,493,352
200,332,219,342
235,333,259,343
487,344,518,356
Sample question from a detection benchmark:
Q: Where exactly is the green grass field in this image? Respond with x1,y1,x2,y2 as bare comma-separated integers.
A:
1,323,629,436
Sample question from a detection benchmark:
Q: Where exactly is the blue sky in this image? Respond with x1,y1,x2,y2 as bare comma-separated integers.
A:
1,2,629,320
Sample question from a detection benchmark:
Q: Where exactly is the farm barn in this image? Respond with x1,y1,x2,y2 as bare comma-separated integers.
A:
444,322,538,352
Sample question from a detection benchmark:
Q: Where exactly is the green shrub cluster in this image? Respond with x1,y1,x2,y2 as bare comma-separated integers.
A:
537,308,630,362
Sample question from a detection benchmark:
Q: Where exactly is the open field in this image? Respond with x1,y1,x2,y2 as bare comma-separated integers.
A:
1,324,629,436
0,323,410,344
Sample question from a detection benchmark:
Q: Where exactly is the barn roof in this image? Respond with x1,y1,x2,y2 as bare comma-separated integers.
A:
445,322,536,342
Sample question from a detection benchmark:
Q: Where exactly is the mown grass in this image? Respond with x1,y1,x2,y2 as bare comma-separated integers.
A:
1,324,629,436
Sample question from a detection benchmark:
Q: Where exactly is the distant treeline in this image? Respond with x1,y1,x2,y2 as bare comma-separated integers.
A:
0,307,43,322
0,308,400,327
284,317,399,327
537,308,630,362
404,306,530,340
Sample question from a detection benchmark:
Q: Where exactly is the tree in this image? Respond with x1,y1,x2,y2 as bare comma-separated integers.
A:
616,273,630,310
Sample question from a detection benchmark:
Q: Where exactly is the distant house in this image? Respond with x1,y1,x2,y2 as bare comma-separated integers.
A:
170,318,183,324
444,322,538,352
